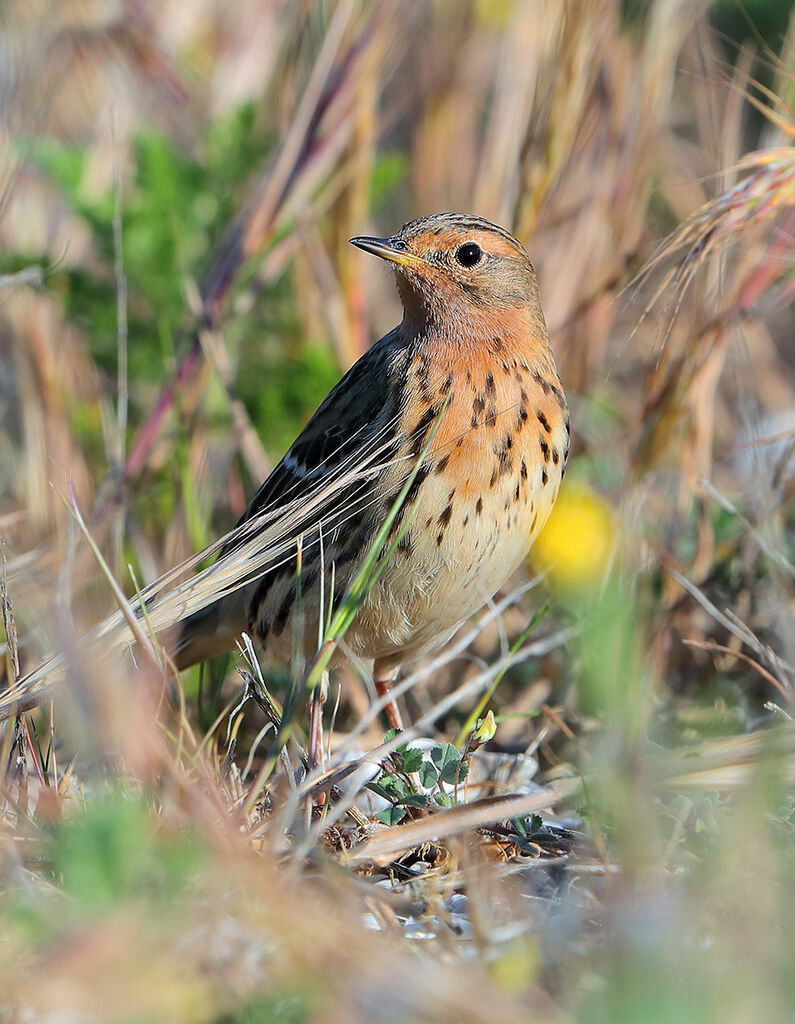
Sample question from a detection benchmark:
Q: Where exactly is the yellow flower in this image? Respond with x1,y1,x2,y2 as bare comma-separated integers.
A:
489,939,540,991
531,482,614,591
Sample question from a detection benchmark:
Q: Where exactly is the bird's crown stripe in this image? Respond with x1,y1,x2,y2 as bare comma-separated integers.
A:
405,213,521,248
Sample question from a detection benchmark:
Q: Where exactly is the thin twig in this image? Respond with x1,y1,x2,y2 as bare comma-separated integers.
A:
682,637,791,701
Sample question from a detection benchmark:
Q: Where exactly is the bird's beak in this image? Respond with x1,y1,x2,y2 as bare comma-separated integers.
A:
349,235,427,269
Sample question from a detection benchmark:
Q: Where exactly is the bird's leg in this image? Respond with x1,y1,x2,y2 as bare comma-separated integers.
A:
306,669,329,771
373,658,404,732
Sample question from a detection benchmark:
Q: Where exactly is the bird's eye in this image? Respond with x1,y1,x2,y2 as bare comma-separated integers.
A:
455,242,482,268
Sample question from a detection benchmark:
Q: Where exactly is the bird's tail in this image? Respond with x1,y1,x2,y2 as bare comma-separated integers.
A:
0,593,248,721
171,595,248,671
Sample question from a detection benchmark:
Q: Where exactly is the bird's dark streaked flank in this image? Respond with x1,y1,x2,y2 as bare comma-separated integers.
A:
176,213,569,726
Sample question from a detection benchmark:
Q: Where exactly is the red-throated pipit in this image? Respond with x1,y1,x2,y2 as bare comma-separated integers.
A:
176,213,569,729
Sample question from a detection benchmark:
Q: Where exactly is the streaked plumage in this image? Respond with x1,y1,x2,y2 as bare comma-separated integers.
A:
176,213,569,721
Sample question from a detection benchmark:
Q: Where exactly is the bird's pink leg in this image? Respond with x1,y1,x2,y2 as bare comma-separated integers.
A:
373,658,404,732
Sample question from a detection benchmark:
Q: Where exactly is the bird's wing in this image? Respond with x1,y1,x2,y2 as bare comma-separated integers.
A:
173,331,409,669
229,329,407,547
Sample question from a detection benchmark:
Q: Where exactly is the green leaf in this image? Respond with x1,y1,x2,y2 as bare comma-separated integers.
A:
419,761,438,789
433,792,455,808
396,794,430,808
511,816,528,838
375,806,406,826
430,743,459,772
432,743,467,785
440,757,468,786
401,747,424,774
364,781,396,803
379,773,409,798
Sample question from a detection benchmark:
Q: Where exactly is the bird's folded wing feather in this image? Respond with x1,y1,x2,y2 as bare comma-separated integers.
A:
224,329,406,552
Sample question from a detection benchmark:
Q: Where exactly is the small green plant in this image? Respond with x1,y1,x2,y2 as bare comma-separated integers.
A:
25,103,342,546
51,792,207,916
366,730,470,825
216,990,311,1024
508,813,567,855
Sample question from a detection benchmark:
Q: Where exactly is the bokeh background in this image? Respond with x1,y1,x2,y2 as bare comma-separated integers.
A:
0,2,793,1022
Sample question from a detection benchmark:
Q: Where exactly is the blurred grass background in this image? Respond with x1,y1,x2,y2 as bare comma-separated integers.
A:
0,1,793,1022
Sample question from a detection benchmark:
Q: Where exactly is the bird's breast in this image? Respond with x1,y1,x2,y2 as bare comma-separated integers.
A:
361,342,569,657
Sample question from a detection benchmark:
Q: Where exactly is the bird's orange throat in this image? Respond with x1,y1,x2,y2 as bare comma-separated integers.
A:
407,301,560,402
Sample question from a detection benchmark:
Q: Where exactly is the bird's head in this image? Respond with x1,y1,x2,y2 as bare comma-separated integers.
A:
350,213,546,337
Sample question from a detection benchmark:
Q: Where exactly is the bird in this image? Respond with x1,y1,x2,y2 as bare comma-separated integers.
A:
175,213,569,729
